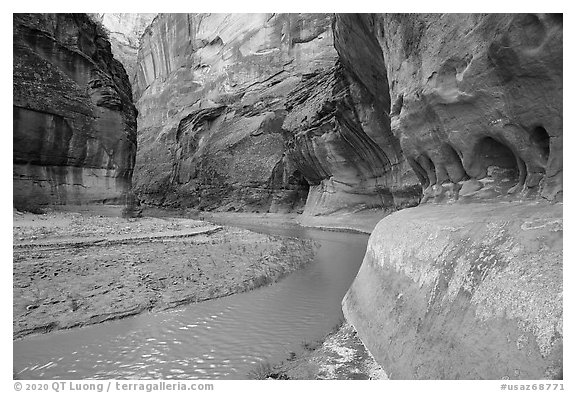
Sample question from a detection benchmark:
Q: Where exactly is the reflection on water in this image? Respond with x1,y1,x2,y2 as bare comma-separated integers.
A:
14,223,368,379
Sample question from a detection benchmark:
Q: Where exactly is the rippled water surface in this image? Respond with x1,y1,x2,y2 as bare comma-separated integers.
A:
14,221,368,379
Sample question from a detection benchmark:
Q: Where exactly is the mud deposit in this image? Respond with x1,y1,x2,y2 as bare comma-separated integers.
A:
14,213,370,379
13,210,316,339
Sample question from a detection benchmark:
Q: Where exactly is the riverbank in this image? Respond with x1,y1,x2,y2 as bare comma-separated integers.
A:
168,209,390,380
251,322,387,380
13,208,317,339
343,201,563,379
193,209,389,235
297,209,392,234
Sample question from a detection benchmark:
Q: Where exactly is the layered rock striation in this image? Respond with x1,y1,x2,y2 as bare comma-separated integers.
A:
133,13,562,215
334,14,562,204
133,13,333,212
132,13,421,214
335,13,563,379
283,62,420,216
13,13,563,379
13,13,137,206
91,13,157,84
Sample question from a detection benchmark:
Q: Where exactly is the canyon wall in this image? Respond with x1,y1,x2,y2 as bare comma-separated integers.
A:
132,13,421,214
335,14,562,204
131,14,563,378
13,13,137,206
337,14,563,379
133,13,562,215
13,13,563,379
91,13,157,84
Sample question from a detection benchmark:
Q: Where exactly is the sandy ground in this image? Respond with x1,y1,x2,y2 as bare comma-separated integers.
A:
13,208,317,339
195,209,385,234
13,205,387,380
297,209,391,234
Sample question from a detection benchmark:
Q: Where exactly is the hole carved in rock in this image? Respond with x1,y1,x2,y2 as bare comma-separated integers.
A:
529,125,551,164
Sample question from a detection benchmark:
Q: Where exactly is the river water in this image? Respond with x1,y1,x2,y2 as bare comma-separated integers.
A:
14,221,368,379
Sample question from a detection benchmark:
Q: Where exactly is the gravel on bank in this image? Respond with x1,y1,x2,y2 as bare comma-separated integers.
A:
249,322,388,380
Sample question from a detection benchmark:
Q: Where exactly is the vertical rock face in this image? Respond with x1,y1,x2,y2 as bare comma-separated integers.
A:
133,13,421,214
13,13,137,206
13,13,563,379
133,13,562,215
132,13,331,211
91,13,157,83
335,14,562,203
282,58,420,216
336,13,563,379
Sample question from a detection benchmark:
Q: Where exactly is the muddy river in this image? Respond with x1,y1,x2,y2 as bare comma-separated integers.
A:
14,221,368,379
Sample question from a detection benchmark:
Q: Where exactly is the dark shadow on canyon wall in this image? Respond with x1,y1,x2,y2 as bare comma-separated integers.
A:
13,13,137,207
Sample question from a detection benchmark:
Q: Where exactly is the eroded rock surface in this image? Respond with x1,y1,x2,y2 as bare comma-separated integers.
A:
13,13,563,380
132,13,421,214
283,63,420,216
13,13,137,206
343,202,562,379
133,13,562,215
91,13,156,83
337,13,563,379
133,13,333,212
334,14,562,203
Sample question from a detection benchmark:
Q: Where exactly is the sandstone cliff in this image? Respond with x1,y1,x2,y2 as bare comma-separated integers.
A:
132,13,421,214
335,13,563,379
133,13,562,215
13,13,137,206
91,13,156,84
334,14,562,203
13,13,563,380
